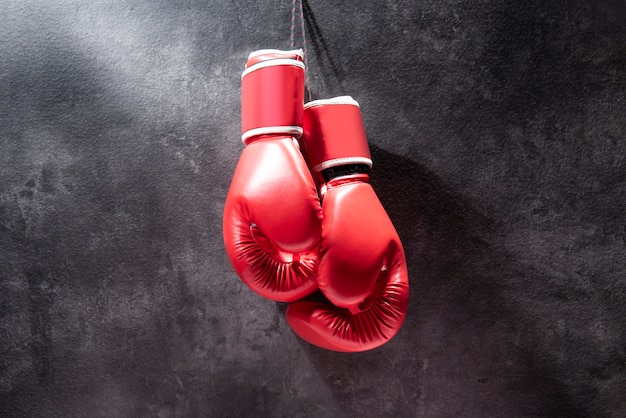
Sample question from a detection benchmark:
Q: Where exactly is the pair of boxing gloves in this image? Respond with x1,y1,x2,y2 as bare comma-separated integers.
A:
223,49,409,352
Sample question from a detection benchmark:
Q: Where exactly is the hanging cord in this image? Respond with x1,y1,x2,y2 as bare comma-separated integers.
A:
289,0,311,101
289,0,297,48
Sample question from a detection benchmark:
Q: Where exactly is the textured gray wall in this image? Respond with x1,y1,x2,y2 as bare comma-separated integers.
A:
1,1,625,417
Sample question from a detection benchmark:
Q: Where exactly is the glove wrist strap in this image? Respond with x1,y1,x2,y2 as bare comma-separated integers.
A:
302,96,372,171
241,50,305,144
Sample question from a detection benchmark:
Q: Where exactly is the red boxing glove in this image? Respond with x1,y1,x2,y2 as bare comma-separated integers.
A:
223,49,321,302
286,96,409,352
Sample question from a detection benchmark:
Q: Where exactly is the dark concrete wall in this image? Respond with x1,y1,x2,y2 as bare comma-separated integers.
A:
1,1,624,416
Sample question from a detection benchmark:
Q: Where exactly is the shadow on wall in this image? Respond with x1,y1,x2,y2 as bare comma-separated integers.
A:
279,145,604,418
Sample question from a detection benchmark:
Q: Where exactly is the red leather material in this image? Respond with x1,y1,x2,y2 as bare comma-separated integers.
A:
285,265,408,352
285,96,409,352
319,181,394,308
301,98,372,172
241,58,304,143
223,137,322,302
224,49,321,302
286,179,409,351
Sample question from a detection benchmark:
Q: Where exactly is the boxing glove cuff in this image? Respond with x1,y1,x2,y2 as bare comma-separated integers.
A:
302,96,372,172
241,52,305,144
